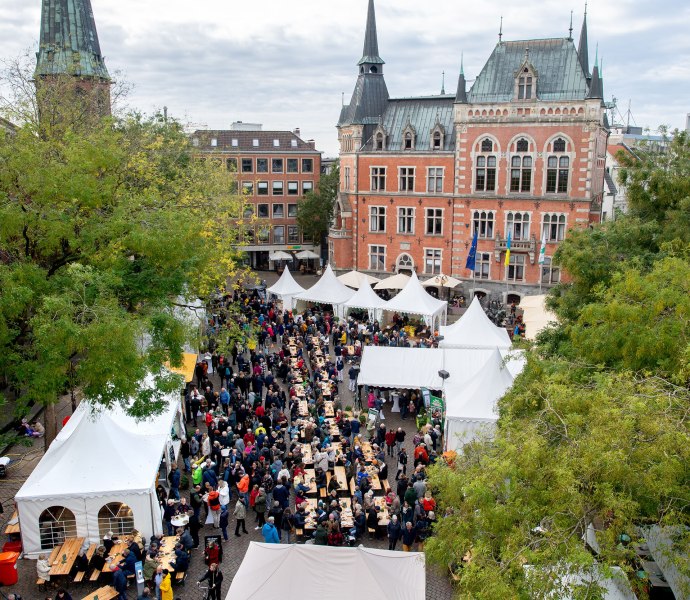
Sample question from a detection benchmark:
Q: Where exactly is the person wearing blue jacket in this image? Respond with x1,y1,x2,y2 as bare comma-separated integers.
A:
261,516,280,543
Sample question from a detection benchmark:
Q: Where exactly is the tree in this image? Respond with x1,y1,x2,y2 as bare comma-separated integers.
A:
0,94,243,445
296,162,339,245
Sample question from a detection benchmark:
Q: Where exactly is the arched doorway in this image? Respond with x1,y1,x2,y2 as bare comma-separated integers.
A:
395,253,414,275
506,293,522,305
473,290,488,301
39,506,77,549
98,502,135,538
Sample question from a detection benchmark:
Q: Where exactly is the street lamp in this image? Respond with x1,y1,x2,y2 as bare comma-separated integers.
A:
437,369,450,451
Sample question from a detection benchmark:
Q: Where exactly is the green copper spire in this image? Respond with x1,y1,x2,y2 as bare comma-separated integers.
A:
358,0,385,66
36,0,110,80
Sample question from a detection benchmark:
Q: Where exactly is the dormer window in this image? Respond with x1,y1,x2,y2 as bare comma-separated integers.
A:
373,125,387,151
514,54,538,101
518,70,533,100
430,124,445,150
402,124,416,150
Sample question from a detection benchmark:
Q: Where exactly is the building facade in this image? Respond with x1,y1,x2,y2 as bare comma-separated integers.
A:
330,0,609,300
192,125,322,270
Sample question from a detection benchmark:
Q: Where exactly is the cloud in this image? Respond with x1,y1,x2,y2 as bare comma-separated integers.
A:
1,0,688,154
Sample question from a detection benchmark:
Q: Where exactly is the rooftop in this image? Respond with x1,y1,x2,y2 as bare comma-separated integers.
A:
191,130,320,153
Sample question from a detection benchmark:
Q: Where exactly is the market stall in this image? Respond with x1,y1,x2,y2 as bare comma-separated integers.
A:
438,297,512,349
266,265,305,310
293,264,355,318
381,272,447,329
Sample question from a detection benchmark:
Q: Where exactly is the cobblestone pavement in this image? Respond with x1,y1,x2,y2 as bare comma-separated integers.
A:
0,272,456,600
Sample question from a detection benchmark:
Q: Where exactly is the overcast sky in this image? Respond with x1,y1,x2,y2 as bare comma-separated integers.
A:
1,0,689,155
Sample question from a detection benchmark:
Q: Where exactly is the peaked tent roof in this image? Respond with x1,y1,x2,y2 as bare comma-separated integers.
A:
294,265,354,305
225,542,425,600
267,266,305,298
36,0,110,80
383,271,447,319
445,348,515,421
439,297,512,349
337,269,381,289
343,278,388,312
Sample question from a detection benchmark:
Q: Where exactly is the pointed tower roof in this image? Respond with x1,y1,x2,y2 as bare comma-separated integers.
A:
455,54,468,103
358,0,385,66
587,49,603,99
36,0,110,80
578,6,590,76
338,0,389,126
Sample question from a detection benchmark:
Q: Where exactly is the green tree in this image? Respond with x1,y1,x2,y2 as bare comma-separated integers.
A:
296,162,339,245
0,105,243,445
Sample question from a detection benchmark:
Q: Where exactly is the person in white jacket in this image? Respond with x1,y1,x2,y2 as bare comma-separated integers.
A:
36,553,52,583
217,480,231,509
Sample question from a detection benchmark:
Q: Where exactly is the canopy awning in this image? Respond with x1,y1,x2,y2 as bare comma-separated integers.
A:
164,352,198,383
267,265,305,297
296,249,320,259
294,264,355,305
343,278,387,312
519,294,558,340
421,273,462,289
269,250,293,261
439,297,512,349
382,272,447,323
337,269,381,289
374,273,410,290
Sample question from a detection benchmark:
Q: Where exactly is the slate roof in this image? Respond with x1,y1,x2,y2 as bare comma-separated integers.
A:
468,38,588,103
191,130,320,153
338,74,390,126
361,96,456,151
35,0,110,80
358,0,385,66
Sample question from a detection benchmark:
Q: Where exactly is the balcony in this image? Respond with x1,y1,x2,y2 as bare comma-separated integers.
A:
494,234,537,264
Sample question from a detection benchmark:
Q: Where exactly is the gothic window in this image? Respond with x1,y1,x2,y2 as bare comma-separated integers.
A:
375,131,385,150
506,211,530,240
404,132,414,149
472,210,495,239
510,138,532,193
546,137,570,193
481,138,493,153
542,213,567,241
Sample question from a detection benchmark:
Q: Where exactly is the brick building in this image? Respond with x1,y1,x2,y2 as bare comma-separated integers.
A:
192,124,322,270
330,0,608,301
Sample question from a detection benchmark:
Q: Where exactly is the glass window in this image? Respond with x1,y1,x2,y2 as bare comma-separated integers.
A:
272,158,283,173
98,503,134,538
546,147,569,194
425,208,443,236
39,506,78,550
257,226,270,244
272,181,284,196
242,181,253,195
510,155,532,192
506,211,530,240
226,157,237,172
507,254,526,281
257,204,269,218
287,226,300,243
369,245,386,271
344,167,351,190
543,213,566,241
273,225,285,244
241,158,253,173
432,131,443,149
541,256,561,284
472,210,495,239
424,248,442,274
481,138,493,152
257,181,269,196
302,158,314,173
518,74,533,99
475,155,496,192
375,132,385,150
287,203,298,218
273,204,284,218
369,206,386,232
427,168,443,193
287,181,299,195
399,167,415,192
256,158,268,173
404,132,414,150
302,181,313,194
370,167,386,191
287,158,299,173
474,252,491,280
398,207,414,234
243,204,254,218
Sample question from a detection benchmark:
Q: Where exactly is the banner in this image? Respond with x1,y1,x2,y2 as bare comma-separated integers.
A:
421,388,431,409
429,394,444,412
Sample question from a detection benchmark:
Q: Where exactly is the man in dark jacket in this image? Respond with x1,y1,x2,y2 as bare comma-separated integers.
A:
118,548,137,576
401,521,417,552
170,544,189,573
387,514,402,550
314,523,328,545
199,562,224,600
110,564,127,600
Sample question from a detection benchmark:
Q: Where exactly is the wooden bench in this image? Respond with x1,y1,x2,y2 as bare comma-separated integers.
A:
175,571,187,583
381,479,392,494
74,543,98,582
37,578,46,589
81,585,119,600
89,568,101,582
295,528,304,537
319,487,327,499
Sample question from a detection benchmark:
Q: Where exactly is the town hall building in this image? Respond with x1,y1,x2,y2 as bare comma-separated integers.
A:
330,0,608,300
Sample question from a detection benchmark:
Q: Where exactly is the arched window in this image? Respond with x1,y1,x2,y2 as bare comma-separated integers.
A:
375,132,385,150
98,503,135,538
506,211,530,241
510,138,532,193
546,137,570,193
39,506,77,549
473,210,495,239
432,131,443,149
542,213,567,241
475,138,497,192
396,253,414,273
518,71,533,99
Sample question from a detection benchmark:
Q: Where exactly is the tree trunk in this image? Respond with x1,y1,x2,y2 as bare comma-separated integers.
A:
44,402,58,451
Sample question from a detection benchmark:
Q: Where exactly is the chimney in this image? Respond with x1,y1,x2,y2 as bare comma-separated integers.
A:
307,139,316,150
293,127,301,138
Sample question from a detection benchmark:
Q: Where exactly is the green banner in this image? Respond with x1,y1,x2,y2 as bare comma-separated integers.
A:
430,394,444,412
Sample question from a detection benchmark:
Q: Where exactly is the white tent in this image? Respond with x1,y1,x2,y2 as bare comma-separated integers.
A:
357,347,496,390
444,348,515,450
343,278,387,322
439,297,512,349
16,383,183,557
374,272,410,290
294,264,355,318
266,265,305,310
382,272,447,328
226,542,426,600
520,294,558,340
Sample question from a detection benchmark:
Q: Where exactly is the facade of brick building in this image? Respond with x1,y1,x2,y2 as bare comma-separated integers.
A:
192,126,322,270
330,0,608,301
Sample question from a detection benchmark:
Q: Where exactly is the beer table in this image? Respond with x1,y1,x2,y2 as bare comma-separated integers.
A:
101,541,127,572
298,400,309,416
333,466,349,490
324,401,335,418
373,497,391,526
298,443,313,464
303,468,317,494
82,586,118,600
49,537,85,576
157,535,179,571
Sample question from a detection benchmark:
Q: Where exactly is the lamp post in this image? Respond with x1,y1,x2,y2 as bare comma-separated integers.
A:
438,368,450,451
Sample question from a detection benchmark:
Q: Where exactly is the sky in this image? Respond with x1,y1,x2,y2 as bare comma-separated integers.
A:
1,0,689,155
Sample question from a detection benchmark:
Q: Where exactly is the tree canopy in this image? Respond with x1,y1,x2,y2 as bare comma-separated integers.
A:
296,162,339,244
0,106,243,441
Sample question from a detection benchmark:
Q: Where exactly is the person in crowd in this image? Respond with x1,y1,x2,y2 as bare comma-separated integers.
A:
110,564,128,600
159,569,173,600
261,516,280,543
198,562,224,600
387,514,402,550
36,553,52,585
401,521,417,552
234,496,248,536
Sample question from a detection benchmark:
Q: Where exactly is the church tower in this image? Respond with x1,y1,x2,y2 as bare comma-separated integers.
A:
35,0,112,124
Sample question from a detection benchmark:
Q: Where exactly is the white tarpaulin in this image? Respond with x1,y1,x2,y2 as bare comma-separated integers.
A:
357,347,496,390
439,296,512,349
520,294,558,340
337,269,381,289
343,278,387,322
444,348,516,449
382,272,447,328
16,380,182,557
267,265,305,309
226,542,426,600
294,264,354,318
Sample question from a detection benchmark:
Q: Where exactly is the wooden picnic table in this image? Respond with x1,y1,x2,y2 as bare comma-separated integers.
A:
333,466,349,490
157,535,178,571
298,443,313,464
298,400,309,416
49,537,85,576
324,401,334,418
4,510,20,535
373,496,390,526
82,585,118,600
364,466,383,491
102,541,127,572
303,468,317,494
